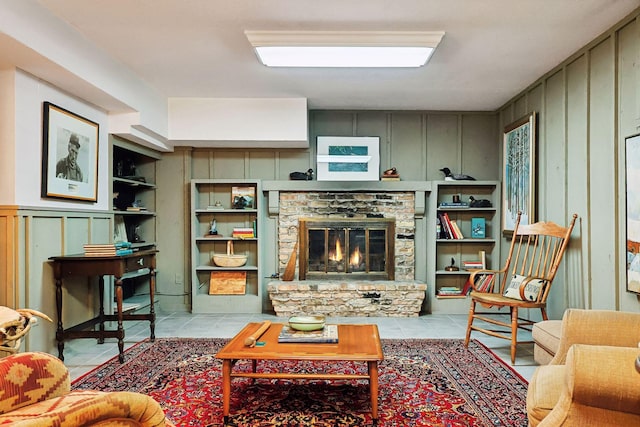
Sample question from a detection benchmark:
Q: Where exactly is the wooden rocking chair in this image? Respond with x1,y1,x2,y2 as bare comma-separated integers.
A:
463,212,578,364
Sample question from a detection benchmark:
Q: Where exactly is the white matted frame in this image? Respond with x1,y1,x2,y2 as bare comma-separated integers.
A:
625,133,640,294
41,102,99,201
316,136,380,181
502,113,536,233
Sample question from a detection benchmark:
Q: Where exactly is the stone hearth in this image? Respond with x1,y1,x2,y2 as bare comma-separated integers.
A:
263,182,431,317
268,280,427,317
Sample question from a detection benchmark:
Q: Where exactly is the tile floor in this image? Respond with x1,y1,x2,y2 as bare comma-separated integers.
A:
62,311,539,382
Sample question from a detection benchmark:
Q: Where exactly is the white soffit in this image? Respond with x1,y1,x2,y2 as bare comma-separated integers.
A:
168,98,309,148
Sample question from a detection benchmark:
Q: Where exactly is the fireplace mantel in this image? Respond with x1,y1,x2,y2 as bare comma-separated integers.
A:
262,180,432,216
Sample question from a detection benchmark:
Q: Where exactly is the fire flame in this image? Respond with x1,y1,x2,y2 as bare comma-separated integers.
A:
350,245,362,267
329,239,343,262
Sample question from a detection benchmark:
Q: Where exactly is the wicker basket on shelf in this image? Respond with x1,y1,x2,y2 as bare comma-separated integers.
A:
212,240,247,267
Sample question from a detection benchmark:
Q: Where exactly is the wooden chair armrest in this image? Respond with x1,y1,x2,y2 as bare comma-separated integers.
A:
468,269,501,292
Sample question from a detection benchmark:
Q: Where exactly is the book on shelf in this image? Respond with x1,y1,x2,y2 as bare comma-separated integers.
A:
278,324,338,343
463,260,484,270
479,250,487,269
473,273,495,292
232,227,255,238
437,286,466,297
438,213,462,239
450,220,464,239
439,202,470,208
471,217,486,238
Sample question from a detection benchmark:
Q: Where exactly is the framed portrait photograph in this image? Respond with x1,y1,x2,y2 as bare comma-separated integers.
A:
316,136,380,181
41,102,99,201
502,112,536,233
625,133,640,294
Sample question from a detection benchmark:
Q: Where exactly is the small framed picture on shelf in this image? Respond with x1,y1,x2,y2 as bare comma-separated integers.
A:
231,186,255,209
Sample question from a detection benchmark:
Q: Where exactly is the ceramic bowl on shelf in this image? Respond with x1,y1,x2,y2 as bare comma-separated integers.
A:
288,315,326,331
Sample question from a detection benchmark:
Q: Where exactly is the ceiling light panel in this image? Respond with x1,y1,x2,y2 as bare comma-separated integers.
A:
245,31,444,68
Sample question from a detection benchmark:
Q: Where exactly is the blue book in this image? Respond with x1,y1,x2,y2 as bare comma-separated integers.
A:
471,218,486,238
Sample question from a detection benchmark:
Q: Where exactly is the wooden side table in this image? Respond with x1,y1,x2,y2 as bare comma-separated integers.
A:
49,249,157,363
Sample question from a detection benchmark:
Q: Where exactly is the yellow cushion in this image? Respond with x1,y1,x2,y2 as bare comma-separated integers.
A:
526,365,565,427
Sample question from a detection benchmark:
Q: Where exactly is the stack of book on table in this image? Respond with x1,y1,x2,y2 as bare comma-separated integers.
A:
83,242,133,257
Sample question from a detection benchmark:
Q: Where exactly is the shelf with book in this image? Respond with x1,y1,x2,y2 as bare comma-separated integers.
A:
190,179,262,313
110,136,161,313
430,181,501,313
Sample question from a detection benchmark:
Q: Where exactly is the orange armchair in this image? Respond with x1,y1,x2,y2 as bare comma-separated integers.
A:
0,351,174,426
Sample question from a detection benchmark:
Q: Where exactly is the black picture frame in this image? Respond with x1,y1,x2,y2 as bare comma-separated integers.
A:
41,102,99,201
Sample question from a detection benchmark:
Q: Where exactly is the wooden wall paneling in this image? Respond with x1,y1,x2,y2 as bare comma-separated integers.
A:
566,54,590,310
25,215,63,352
248,151,277,180
388,113,425,181
156,148,192,311
191,149,213,178
275,150,313,180
0,209,17,307
460,113,499,181
589,36,618,309
513,95,529,119
355,111,391,173
211,151,248,179
543,69,570,317
310,111,356,139
425,114,459,181
617,19,640,311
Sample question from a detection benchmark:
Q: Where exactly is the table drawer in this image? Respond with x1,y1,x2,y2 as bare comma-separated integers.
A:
125,254,154,272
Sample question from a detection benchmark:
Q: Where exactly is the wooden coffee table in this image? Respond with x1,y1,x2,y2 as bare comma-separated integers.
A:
215,322,384,424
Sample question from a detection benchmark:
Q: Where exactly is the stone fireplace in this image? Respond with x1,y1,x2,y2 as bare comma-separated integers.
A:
298,217,395,281
264,183,428,317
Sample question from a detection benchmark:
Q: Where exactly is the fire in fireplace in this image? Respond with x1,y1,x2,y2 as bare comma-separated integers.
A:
298,217,395,280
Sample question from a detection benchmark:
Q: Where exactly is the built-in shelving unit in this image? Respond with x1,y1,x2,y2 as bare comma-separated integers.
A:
430,181,501,313
110,136,161,312
190,179,262,313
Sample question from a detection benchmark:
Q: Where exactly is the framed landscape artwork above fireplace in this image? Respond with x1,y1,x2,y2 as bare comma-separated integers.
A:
316,136,380,181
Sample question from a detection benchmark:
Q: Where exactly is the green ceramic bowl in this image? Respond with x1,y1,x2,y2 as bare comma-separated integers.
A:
288,315,326,331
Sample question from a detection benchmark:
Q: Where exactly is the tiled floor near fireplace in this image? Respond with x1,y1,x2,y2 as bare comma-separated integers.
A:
60,312,537,382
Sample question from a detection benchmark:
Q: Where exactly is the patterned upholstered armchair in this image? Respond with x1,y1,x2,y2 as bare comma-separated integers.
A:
0,351,174,426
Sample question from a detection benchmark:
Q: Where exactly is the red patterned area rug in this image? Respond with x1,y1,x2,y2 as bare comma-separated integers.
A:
72,338,528,427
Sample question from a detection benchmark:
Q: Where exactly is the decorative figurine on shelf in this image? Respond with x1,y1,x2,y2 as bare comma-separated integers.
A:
444,257,460,271
381,167,400,181
208,219,218,235
289,168,314,180
469,196,492,208
439,167,476,181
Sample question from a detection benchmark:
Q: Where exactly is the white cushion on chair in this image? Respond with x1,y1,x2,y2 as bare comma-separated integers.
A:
503,274,545,301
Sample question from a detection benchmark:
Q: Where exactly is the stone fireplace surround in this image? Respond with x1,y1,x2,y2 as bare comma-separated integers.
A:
263,181,430,317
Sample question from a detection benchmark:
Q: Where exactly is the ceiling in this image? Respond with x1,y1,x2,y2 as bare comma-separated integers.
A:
25,0,640,111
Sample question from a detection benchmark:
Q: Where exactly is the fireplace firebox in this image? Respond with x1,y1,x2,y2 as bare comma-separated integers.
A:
298,217,395,280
